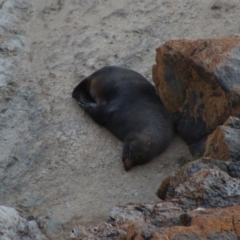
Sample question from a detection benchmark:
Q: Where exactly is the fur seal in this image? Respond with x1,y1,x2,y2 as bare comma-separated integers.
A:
72,66,174,171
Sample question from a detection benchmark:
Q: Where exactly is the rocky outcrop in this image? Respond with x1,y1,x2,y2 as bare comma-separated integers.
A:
152,39,240,210
152,38,240,154
69,203,240,240
156,157,240,208
0,205,48,240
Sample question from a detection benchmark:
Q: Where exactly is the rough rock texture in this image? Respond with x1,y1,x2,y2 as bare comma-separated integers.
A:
157,157,240,208
205,116,240,161
203,116,240,178
68,204,240,240
0,205,48,240
152,38,240,149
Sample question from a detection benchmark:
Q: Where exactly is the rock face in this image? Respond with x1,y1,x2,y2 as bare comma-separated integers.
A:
156,158,240,209
69,203,240,240
152,38,240,153
0,205,48,240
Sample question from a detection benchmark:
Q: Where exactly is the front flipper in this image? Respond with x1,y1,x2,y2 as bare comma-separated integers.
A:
83,102,110,126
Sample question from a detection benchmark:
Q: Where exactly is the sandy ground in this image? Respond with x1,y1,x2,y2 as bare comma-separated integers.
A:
0,0,240,237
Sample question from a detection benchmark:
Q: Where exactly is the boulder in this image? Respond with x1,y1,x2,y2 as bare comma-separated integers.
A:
203,116,240,178
0,205,48,240
152,38,240,153
204,116,240,161
155,206,240,240
157,158,240,209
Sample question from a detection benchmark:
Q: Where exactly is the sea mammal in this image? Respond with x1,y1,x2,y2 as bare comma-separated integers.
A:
72,66,174,170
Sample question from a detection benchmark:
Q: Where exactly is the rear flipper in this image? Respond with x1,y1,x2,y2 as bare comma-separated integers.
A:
72,79,96,106
73,78,114,126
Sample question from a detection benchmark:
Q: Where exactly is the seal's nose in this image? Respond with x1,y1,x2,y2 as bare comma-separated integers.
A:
122,156,133,171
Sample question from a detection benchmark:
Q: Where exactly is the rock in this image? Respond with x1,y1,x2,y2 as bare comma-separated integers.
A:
228,161,240,178
0,205,48,240
37,217,65,240
68,201,184,239
224,116,240,129
110,201,184,227
204,116,240,161
157,158,240,209
157,157,229,200
203,116,240,177
68,204,240,240
153,38,240,150
155,205,240,240
188,136,207,157
173,168,240,209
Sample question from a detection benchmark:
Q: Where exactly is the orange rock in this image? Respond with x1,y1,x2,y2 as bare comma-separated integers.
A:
123,206,240,240
69,202,240,240
157,158,240,209
153,38,240,146
159,206,240,239
204,116,240,161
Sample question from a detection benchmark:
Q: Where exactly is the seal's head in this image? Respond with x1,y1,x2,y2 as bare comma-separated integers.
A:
122,134,151,171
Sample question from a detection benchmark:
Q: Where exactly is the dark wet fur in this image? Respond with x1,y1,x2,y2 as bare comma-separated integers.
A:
72,66,175,170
